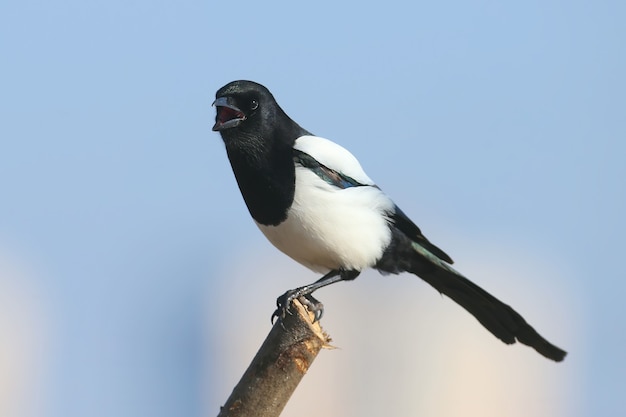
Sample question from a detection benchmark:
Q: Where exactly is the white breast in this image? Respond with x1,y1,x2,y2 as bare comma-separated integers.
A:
256,136,394,273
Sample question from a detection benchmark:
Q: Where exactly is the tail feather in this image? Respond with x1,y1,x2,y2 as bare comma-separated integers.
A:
410,243,567,362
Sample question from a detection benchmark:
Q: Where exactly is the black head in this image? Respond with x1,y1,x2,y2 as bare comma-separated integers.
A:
212,80,272,131
212,80,309,147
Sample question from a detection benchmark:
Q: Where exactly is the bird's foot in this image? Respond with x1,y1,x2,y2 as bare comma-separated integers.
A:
299,294,324,322
271,289,325,324
271,289,298,324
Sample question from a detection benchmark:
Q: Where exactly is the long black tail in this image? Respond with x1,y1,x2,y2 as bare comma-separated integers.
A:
406,242,566,361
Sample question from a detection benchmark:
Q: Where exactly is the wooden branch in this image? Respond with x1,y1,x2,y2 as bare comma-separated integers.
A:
217,299,331,417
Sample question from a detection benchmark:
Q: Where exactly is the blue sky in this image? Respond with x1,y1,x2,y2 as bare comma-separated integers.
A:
1,1,624,416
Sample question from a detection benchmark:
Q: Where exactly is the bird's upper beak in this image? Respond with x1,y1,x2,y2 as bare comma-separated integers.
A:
212,97,246,131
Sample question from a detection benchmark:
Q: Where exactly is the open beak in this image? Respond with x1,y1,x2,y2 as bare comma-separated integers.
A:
212,97,246,131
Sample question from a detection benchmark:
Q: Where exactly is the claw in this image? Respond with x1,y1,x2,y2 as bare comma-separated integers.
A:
299,295,324,322
271,290,296,325
271,289,325,325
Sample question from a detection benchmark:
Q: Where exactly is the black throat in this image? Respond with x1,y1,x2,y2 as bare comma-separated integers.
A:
225,139,294,226
221,119,309,226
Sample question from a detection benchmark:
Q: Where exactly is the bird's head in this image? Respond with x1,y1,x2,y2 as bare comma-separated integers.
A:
212,80,310,153
212,80,275,133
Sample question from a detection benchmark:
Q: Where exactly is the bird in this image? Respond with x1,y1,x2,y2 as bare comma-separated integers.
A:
211,80,567,362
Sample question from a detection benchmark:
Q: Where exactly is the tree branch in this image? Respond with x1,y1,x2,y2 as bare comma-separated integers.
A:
217,299,331,417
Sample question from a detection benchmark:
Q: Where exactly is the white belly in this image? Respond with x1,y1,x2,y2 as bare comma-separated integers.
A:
256,166,394,273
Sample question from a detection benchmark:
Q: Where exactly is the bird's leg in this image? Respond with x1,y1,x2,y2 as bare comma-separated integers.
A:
272,269,360,323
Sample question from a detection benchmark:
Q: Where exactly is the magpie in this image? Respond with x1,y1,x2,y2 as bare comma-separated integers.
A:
212,80,566,362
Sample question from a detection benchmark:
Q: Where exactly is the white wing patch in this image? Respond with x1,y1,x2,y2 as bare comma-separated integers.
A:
294,135,375,186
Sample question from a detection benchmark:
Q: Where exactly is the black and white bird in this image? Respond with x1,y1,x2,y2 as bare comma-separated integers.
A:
212,80,566,362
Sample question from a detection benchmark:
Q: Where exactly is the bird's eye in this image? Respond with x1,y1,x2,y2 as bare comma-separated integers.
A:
250,99,259,110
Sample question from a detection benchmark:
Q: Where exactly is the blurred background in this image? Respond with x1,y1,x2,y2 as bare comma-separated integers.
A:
1,1,624,416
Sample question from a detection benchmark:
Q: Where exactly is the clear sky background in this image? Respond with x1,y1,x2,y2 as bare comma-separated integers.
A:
1,1,624,416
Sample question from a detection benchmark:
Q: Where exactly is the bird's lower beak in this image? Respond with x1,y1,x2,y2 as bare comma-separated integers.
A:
212,97,246,131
